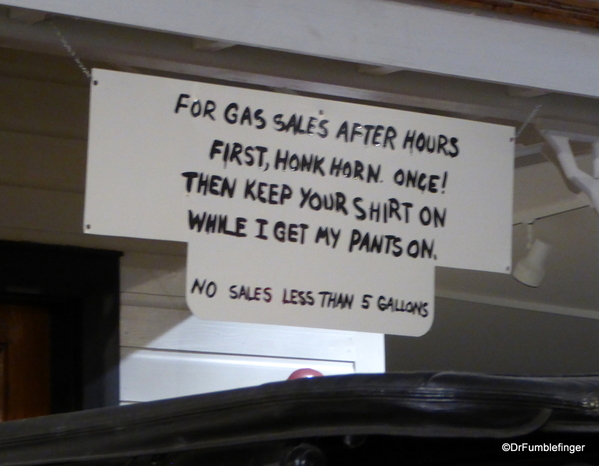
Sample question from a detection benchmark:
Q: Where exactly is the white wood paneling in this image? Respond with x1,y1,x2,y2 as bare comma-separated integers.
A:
0,182,187,255
0,224,187,256
120,252,186,297
0,184,82,233
121,304,368,363
0,130,86,192
120,347,354,402
0,76,88,138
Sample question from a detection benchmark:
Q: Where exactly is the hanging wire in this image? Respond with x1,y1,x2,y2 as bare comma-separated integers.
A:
525,221,535,249
48,19,91,80
513,103,543,141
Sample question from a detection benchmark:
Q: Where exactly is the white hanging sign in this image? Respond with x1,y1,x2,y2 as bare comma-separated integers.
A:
85,69,514,336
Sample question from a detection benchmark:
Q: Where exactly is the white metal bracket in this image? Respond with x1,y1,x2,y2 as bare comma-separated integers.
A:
538,120,599,213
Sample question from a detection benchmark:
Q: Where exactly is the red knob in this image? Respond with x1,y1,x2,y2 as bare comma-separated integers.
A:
287,368,324,380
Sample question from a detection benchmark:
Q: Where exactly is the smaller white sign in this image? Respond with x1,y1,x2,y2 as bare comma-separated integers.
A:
85,69,514,336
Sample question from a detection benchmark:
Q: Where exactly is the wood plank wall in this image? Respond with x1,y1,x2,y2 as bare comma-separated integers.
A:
430,0,599,29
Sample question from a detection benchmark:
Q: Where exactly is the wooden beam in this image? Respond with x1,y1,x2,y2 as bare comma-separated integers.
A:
429,0,599,29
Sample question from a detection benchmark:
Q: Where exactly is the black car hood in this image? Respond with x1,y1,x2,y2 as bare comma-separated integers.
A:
1,372,598,465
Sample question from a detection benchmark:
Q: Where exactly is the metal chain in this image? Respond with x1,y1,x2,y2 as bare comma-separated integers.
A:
49,20,91,80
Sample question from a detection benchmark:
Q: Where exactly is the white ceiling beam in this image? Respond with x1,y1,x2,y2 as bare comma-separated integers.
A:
1,0,599,98
8,6,46,24
1,14,599,130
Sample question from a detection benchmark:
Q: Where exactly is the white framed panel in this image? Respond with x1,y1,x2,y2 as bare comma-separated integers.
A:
120,347,355,402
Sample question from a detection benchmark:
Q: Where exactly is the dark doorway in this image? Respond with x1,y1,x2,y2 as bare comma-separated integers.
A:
0,303,51,420
0,241,121,419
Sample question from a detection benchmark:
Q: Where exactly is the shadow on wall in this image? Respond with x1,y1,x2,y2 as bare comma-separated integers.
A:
385,297,599,376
